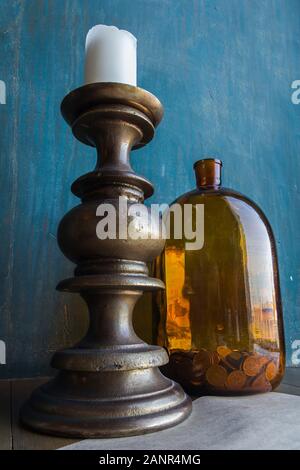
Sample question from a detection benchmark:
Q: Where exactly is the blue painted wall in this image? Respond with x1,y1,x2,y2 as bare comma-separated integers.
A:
0,0,300,378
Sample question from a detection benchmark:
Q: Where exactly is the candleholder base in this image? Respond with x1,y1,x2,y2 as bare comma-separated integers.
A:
21,352,190,438
20,83,191,438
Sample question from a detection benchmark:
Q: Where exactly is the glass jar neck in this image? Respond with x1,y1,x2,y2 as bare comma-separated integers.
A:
194,158,222,189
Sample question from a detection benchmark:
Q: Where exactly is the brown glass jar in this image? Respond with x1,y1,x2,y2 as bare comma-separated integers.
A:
156,158,285,395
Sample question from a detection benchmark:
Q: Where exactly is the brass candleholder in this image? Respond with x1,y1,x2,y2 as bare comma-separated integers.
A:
21,83,191,438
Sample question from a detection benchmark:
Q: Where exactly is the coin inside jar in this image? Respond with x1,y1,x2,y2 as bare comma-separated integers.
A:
193,349,212,371
226,370,247,390
258,355,269,367
242,355,262,376
216,345,232,358
226,350,243,369
211,350,220,365
206,365,228,388
228,350,242,361
265,361,277,382
251,373,272,392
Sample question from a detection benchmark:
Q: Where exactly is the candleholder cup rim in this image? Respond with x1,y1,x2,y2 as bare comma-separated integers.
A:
61,82,164,129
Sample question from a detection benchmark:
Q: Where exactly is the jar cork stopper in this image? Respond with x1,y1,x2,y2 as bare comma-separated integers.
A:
193,158,222,188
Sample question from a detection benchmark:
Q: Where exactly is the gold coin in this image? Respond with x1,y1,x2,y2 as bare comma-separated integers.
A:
216,345,232,358
243,356,262,376
206,365,228,388
265,361,277,382
226,370,247,390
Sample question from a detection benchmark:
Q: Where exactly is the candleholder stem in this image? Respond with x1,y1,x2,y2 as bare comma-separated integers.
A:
20,83,191,438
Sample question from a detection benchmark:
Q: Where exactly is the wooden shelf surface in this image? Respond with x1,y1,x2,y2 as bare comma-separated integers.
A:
0,368,299,450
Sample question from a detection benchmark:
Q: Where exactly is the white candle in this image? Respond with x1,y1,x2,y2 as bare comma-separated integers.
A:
84,25,137,86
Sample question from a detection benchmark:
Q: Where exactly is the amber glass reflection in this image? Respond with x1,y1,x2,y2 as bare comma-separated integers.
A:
157,159,285,395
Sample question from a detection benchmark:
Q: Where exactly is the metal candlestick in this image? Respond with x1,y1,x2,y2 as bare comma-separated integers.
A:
21,83,192,438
